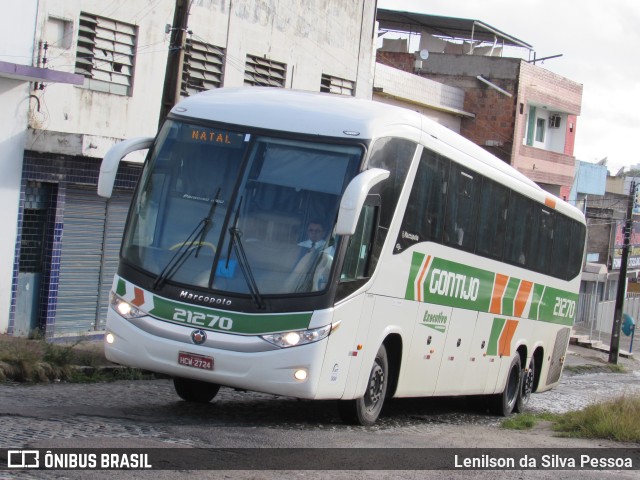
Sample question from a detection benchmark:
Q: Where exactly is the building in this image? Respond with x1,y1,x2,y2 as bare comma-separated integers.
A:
375,9,583,199
2,0,378,339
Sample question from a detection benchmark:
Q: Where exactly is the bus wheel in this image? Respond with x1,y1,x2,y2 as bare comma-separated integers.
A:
173,377,220,403
491,355,521,416
338,344,388,426
514,357,535,413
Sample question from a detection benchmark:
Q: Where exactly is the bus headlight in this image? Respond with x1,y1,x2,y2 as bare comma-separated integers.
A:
261,324,332,348
109,292,146,319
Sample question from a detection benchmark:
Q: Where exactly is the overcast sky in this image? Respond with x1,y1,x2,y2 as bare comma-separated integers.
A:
377,0,640,174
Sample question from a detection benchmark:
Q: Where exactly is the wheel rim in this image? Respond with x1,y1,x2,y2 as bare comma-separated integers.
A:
522,363,534,400
365,362,385,410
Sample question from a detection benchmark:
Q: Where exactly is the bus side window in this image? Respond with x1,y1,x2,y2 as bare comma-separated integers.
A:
340,202,378,281
476,178,509,260
504,193,535,267
444,164,479,251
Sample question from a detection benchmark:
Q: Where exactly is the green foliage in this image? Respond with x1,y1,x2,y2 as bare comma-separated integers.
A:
0,334,148,383
502,396,640,444
552,396,640,443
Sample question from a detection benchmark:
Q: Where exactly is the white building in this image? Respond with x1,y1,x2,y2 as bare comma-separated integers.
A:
2,0,378,338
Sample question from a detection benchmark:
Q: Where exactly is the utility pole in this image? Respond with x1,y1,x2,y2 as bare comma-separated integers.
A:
609,180,635,364
158,0,191,129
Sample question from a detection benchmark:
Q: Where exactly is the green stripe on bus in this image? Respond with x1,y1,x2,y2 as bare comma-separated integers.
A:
116,279,127,297
502,277,521,316
405,251,426,301
149,296,312,335
528,284,545,321
487,318,506,356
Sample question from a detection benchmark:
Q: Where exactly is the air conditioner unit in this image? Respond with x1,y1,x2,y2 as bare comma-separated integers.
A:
549,115,561,128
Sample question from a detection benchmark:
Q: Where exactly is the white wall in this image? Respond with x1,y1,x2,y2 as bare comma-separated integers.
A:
27,0,175,157
29,0,377,161
196,0,375,97
0,0,39,332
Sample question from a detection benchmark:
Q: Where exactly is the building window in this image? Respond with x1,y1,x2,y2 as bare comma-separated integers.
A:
45,16,74,50
535,117,546,143
74,12,137,95
181,38,225,97
244,54,286,87
320,74,355,96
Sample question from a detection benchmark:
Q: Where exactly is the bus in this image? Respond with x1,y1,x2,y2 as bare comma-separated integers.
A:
98,88,586,425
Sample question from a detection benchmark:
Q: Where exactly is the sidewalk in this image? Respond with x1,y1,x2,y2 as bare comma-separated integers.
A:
571,322,637,359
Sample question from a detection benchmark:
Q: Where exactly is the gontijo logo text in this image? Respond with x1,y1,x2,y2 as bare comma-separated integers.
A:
405,253,578,325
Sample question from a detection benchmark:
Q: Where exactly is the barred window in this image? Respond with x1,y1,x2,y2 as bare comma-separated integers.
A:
244,54,286,87
75,12,137,95
181,38,225,97
320,74,355,96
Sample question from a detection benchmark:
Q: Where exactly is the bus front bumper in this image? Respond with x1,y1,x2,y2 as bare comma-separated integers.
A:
104,308,328,399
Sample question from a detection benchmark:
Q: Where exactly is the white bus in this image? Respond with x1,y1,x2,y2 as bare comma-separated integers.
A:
98,88,586,425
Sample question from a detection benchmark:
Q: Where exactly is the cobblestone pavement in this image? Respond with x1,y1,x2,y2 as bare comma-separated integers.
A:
0,346,638,446
0,345,638,479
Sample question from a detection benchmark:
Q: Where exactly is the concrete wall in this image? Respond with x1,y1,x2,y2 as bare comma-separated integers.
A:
28,0,176,156
372,62,466,132
0,1,39,333
2,0,378,334
30,0,377,162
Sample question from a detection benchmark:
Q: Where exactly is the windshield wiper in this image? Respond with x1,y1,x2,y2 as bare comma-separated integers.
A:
152,188,222,290
225,198,265,309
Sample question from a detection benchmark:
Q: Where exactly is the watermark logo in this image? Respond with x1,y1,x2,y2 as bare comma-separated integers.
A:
8,450,39,468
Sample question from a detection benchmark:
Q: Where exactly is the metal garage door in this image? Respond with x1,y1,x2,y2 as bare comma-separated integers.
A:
56,187,107,335
55,187,132,337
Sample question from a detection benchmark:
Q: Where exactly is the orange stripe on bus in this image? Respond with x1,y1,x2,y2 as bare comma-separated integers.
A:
132,287,145,307
416,255,432,303
490,274,509,314
498,319,519,357
545,197,557,209
514,281,533,317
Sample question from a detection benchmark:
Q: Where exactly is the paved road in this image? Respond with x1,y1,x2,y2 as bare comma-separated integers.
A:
0,345,639,479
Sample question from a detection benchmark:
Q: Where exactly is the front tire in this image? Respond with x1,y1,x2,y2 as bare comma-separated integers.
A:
173,377,220,403
338,344,388,426
491,355,521,416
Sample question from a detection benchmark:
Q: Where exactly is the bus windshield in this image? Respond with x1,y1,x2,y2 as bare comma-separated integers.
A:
122,119,362,296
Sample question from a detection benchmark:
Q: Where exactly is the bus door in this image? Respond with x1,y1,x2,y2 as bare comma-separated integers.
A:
434,307,478,395
462,313,503,394
398,303,451,397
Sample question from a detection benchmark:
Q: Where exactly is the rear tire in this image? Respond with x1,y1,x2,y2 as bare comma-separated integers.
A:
491,355,521,416
514,357,535,413
338,344,388,426
173,377,220,403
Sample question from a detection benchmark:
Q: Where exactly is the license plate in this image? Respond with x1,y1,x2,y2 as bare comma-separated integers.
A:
178,351,213,370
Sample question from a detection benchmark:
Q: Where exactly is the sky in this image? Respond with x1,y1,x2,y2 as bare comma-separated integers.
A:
377,0,640,174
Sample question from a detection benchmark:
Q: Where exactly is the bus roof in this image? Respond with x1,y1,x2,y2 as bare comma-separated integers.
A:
171,88,583,222
172,87,422,140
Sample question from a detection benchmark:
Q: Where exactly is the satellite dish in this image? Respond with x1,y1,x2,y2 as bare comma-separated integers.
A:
419,49,429,60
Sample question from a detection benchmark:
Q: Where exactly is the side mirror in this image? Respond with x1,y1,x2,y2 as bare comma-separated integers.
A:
335,168,389,235
97,136,154,198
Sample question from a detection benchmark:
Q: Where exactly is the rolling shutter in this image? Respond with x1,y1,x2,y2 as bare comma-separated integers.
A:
55,187,133,336
56,188,107,335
